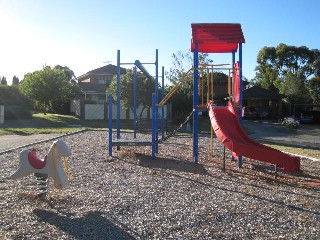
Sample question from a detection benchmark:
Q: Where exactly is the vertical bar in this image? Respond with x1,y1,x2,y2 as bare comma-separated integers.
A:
231,51,236,162
228,69,231,96
152,93,156,160
211,66,214,101
108,94,113,156
117,50,121,140
210,125,213,159
223,146,226,171
193,43,199,164
232,51,236,103
161,66,165,140
238,43,243,168
155,49,159,153
133,66,137,139
207,68,210,104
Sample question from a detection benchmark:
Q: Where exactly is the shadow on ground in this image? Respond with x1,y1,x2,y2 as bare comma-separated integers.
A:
33,209,134,240
136,153,208,175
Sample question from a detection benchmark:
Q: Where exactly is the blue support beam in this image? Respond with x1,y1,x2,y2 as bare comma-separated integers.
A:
108,94,113,156
155,49,159,153
117,50,121,141
152,93,156,160
161,66,165,140
231,51,236,162
135,60,153,80
238,43,243,168
133,66,137,139
193,43,199,164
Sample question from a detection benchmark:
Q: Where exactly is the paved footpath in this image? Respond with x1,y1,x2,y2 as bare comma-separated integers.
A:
0,133,63,153
243,120,320,149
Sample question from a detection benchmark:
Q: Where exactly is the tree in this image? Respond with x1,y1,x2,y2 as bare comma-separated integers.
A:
12,75,19,85
1,76,7,85
107,68,158,118
0,85,33,119
281,72,310,104
54,65,76,82
20,66,81,113
254,43,320,103
167,50,213,93
308,76,320,104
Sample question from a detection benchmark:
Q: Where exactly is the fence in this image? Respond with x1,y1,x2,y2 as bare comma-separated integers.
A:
70,99,168,121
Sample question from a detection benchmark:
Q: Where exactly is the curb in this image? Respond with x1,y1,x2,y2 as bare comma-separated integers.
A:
282,151,320,162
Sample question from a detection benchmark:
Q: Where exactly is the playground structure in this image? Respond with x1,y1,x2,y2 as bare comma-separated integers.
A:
108,50,166,159
108,23,301,173
9,140,72,194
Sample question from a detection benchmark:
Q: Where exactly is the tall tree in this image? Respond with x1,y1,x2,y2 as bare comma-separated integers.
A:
20,66,81,113
12,75,19,85
1,76,7,85
254,43,320,103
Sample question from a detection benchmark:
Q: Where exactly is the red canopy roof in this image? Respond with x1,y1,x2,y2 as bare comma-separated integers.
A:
191,23,245,53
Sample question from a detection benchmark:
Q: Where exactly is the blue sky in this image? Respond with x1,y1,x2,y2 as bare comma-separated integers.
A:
1,0,319,85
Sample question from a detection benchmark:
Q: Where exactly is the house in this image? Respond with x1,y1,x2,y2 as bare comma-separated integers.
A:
75,64,164,120
242,86,283,119
77,64,126,104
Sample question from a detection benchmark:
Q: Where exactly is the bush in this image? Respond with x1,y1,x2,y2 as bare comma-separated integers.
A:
281,116,300,129
0,85,33,119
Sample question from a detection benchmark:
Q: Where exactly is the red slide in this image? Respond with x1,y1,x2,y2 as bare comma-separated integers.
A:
207,101,301,173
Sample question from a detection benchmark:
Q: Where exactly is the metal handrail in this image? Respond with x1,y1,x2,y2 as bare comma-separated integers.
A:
157,68,193,106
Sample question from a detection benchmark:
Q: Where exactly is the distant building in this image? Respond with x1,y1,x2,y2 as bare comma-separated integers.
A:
243,86,283,119
77,64,126,104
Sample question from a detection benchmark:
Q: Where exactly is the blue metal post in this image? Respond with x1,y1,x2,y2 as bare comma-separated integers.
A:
231,51,236,162
117,50,121,140
155,49,159,153
238,43,243,168
108,94,113,156
133,66,137,139
161,66,165,140
152,93,156,160
193,44,199,164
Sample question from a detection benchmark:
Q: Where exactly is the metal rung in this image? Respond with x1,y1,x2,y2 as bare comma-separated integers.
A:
112,139,152,146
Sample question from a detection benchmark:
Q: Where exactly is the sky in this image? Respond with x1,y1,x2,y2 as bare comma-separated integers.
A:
1,0,320,85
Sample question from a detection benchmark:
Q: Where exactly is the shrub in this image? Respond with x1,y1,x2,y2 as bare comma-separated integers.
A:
281,116,300,129
0,85,33,119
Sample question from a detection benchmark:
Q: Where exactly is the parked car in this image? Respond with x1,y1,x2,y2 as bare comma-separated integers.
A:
300,112,314,123
243,107,257,119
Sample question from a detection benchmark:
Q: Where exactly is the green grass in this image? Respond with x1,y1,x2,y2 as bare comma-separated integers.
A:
263,142,320,160
0,127,86,135
0,113,135,135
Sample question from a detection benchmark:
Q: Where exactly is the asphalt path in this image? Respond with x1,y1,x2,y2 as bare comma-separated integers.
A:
0,133,64,153
242,120,320,149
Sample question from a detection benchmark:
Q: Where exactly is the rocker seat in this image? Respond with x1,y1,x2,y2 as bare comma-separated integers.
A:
28,150,47,169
